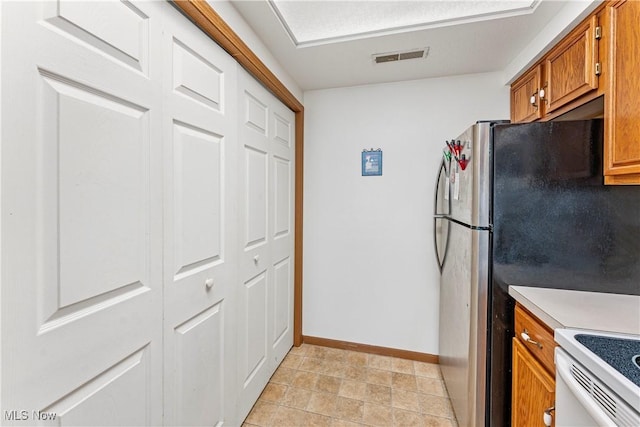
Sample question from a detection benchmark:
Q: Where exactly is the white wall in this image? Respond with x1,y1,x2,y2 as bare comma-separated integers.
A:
303,72,509,354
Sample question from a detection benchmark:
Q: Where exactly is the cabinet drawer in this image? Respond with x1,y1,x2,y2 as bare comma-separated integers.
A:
514,304,556,374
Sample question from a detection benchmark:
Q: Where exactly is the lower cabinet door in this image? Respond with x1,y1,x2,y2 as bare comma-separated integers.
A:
512,338,556,427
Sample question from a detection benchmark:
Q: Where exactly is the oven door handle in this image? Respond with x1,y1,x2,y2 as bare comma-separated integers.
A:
556,350,617,427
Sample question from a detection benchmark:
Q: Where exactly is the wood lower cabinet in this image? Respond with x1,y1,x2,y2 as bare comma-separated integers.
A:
512,304,556,427
512,338,556,427
604,0,640,184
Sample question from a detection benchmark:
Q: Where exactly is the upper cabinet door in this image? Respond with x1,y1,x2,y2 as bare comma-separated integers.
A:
511,64,543,123
545,15,599,114
604,0,640,184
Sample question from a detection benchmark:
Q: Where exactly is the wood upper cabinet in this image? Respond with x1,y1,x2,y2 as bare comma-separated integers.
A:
512,304,556,427
544,16,599,114
510,14,600,123
511,65,543,123
604,0,640,184
510,1,640,184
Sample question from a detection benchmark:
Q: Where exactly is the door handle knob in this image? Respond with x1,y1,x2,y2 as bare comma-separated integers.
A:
205,278,214,290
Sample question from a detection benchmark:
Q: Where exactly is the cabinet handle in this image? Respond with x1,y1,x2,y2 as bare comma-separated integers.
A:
520,329,543,349
205,278,214,290
539,85,548,103
543,405,555,427
530,92,538,108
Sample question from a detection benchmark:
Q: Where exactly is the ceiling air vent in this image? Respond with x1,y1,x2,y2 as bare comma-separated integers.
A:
373,47,429,64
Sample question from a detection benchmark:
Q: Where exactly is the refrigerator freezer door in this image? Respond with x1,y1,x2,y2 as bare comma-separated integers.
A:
439,220,489,427
448,123,492,228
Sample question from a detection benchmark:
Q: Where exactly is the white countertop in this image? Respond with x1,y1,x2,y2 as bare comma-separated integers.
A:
509,286,640,335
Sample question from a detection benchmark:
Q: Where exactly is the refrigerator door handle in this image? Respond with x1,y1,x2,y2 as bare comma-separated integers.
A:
433,158,450,216
433,217,451,273
433,159,451,272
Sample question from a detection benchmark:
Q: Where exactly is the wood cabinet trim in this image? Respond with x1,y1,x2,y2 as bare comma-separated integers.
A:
605,172,640,184
172,0,305,345
540,92,603,122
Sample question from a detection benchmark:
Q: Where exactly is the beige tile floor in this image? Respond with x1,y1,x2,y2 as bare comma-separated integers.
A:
243,344,459,427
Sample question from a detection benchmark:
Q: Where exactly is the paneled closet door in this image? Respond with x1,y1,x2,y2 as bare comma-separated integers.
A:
1,1,164,424
161,5,239,427
236,68,296,421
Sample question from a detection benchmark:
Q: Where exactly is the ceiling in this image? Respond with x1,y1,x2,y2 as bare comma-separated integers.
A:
230,0,571,91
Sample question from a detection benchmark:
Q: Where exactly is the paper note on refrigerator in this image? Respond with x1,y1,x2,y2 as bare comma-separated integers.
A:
453,172,460,200
445,177,450,200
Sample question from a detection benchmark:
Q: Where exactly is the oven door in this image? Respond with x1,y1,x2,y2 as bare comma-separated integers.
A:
555,348,638,427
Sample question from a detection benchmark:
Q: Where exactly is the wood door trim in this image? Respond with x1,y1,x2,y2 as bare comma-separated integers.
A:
303,335,440,364
172,0,305,346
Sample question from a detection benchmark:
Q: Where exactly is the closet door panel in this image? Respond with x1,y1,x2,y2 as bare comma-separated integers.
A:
269,103,295,362
237,69,295,422
237,79,272,420
1,2,164,424
161,5,239,426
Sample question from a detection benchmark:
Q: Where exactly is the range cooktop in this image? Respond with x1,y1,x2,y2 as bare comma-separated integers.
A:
576,334,640,387
555,328,640,412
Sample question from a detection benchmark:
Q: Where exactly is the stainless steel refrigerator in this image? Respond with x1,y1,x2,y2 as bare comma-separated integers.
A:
434,121,496,427
433,119,640,427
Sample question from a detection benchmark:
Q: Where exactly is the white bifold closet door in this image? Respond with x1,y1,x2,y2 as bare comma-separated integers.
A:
236,69,296,421
1,1,165,425
1,1,294,425
160,5,239,427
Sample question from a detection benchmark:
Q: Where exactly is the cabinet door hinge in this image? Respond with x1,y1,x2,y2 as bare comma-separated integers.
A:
595,26,602,40
595,62,602,76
